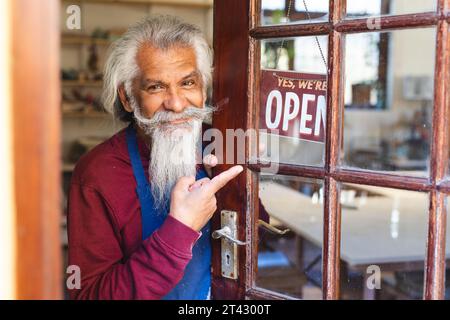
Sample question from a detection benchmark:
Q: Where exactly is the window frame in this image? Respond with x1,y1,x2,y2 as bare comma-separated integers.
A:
245,0,450,300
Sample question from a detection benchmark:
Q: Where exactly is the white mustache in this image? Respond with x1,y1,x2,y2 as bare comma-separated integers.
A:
134,105,214,133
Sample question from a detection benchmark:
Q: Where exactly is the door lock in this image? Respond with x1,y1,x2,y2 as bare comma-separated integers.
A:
212,210,245,280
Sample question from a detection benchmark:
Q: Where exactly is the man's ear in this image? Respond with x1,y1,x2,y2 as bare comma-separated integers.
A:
118,85,133,113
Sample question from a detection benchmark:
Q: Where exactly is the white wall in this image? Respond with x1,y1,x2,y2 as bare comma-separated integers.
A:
0,0,16,300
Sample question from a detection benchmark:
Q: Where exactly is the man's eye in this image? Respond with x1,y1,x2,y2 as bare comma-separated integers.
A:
147,84,163,91
182,79,195,87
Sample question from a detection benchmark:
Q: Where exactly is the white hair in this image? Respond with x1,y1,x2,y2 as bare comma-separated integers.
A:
102,15,213,121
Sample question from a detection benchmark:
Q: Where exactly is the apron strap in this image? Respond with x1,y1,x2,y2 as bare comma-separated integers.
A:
126,124,211,299
126,125,164,239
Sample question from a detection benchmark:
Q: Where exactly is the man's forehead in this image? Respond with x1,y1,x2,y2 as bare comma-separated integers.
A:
137,44,197,66
136,44,199,81
143,70,200,83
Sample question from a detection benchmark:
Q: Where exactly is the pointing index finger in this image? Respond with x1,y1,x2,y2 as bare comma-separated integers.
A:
208,165,243,194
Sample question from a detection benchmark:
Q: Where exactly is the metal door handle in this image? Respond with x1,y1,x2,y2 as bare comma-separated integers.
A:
212,226,246,246
258,219,290,235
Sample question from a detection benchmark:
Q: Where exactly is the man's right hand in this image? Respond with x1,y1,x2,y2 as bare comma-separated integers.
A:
169,165,243,232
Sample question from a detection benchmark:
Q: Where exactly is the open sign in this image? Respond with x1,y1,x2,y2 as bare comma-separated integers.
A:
260,69,327,143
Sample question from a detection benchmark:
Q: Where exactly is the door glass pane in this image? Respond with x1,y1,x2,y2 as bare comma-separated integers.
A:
258,36,328,167
261,0,329,26
346,0,436,18
340,184,429,299
342,28,436,176
258,175,323,299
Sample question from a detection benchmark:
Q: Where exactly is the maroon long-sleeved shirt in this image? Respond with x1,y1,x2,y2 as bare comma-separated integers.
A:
67,127,202,300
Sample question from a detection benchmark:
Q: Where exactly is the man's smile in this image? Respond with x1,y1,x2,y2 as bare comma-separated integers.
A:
166,117,191,125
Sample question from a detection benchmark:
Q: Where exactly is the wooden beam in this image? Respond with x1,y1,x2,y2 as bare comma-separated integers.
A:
12,0,62,299
424,0,450,298
212,0,250,300
322,0,345,300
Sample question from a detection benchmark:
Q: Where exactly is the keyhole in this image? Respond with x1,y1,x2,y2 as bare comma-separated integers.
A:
226,253,230,265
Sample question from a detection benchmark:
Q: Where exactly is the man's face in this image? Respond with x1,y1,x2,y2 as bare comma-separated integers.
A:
131,44,204,121
120,43,211,209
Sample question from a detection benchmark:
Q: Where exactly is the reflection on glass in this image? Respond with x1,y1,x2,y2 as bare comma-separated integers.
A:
259,36,328,167
340,184,432,299
258,175,323,299
346,0,436,18
261,0,329,26
343,28,436,176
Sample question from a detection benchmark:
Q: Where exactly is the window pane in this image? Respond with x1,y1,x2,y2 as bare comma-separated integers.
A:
340,184,429,299
346,0,436,18
258,36,328,167
260,0,328,26
258,175,323,299
342,28,436,176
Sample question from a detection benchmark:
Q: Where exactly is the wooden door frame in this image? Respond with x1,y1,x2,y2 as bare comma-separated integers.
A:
212,0,450,300
12,0,62,299
211,0,251,300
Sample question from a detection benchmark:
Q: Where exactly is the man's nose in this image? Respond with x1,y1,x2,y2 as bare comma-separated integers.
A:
163,88,188,113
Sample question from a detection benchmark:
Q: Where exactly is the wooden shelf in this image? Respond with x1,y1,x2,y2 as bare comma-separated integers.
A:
62,80,103,87
62,110,110,118
62,34,112,46
62,162,76,172
70,0,213,8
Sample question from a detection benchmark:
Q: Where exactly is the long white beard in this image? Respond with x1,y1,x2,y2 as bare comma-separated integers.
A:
149,120,201,209
131,97,213,210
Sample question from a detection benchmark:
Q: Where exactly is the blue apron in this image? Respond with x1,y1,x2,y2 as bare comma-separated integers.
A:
126,125,211,300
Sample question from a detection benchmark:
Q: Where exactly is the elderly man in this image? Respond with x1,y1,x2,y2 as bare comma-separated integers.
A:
67,16,243,300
